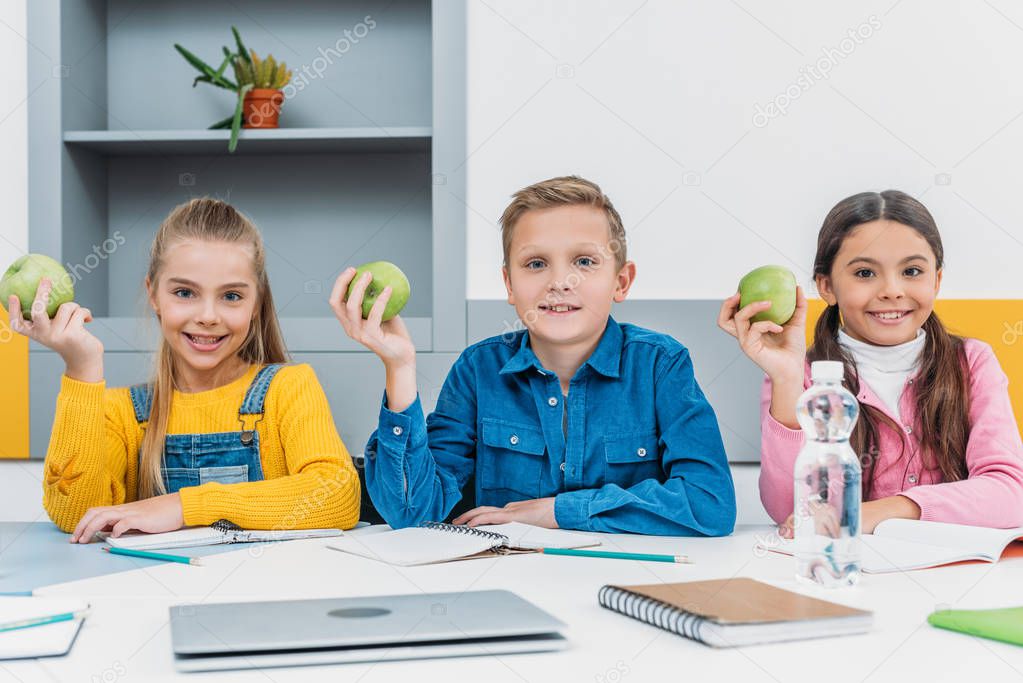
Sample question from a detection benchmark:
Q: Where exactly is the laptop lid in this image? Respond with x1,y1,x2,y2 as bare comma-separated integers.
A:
170,589,565,655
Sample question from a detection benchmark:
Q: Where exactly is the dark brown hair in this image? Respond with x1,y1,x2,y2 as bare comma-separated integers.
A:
809,190,970,496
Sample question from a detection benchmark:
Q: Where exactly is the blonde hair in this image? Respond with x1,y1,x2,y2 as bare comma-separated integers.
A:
498,175,627,269
138,198,290,499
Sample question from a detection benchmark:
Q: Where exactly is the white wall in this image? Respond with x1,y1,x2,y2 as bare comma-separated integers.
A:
465,0,1023,300
0,0,28,268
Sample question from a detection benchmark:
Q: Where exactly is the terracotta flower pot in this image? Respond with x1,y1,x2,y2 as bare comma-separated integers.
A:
243,88,284,129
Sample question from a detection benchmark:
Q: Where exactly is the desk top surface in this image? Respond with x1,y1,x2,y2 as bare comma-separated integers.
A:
3,524,1022,682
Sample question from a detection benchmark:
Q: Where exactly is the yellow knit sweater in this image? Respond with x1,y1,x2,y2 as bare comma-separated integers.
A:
43,363,361,532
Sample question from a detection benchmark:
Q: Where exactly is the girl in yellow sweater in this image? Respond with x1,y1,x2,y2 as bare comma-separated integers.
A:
7,198,360,541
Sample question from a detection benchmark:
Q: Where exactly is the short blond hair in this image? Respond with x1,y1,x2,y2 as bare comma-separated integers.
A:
499,176,627,269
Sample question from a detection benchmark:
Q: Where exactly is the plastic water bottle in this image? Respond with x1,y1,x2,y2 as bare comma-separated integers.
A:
793,360,862,587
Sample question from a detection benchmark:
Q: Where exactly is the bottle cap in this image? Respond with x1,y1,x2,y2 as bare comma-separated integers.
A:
810,360,844,382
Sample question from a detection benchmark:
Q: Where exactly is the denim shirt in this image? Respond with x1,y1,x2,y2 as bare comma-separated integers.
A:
365,318,736,536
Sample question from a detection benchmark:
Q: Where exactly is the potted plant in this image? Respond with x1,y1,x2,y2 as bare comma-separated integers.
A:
174,27,292,152
235,50,291,129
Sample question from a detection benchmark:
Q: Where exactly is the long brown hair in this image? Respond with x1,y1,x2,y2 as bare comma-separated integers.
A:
139,198,290,499
808,190,970,496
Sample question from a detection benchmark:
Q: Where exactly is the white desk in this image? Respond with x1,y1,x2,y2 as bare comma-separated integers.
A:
4,525,1022,682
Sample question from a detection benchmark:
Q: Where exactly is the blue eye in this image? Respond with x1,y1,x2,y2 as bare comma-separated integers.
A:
854,269,874,279
575,257,596,268
525,259,545,270
224,291,242,302
172,288,194,298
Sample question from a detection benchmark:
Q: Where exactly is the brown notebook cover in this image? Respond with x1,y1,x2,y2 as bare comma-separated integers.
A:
609,577,869,625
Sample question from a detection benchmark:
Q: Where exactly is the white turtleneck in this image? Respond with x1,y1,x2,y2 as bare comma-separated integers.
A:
837,328,927,421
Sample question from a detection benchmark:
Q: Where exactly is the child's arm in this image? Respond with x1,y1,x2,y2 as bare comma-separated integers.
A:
363,354,478,528
42,378,135,532
758,372,810,525
898,341,1023,528
554,348,737,536
329,269,476,528
8,281,135,532
175,364,362,530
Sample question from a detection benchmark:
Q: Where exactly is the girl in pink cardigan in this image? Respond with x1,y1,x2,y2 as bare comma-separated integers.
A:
719,190,1023,534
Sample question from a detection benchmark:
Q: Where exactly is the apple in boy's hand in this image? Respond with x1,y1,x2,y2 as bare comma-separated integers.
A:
345,261,410,321
0,253,75,318
738,265,797,325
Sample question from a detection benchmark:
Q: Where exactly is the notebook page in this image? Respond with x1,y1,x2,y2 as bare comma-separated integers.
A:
873,519,1023,560
327,527,502,566
475,522,601,550
103,527,224,550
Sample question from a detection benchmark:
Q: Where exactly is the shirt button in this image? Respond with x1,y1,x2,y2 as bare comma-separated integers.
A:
509,435,519,445
560,462,566,472
904,425,913,434
637,448,647,457
392,426,403,436
548,396,558,407
908,474,918,484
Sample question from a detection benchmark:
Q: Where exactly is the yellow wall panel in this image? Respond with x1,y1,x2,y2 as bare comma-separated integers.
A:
0,308,29,459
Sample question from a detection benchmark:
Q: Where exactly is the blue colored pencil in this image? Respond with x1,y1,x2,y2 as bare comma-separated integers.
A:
102,546,203,566
539,547,691,563
0,609,90,633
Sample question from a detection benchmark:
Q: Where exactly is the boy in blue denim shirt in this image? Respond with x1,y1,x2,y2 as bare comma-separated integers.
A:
331,176,735,535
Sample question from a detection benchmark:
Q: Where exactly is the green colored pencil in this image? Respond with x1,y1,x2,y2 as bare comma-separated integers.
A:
539,547,691,563
0,609,90,633
102,546,203,566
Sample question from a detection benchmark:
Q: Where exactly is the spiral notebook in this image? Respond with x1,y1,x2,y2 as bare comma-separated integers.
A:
598,578,872,648
327,522,601,566
103,520,343,551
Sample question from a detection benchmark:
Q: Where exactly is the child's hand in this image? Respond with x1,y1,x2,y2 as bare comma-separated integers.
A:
860,496,921,534
717,285,808,383
8,278,104,382
329,268,416,369
453,498,558,529
70,493,185,544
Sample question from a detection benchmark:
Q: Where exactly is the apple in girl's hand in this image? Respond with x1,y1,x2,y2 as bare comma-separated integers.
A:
346,261,411,321
0,254,75,318
738,265,797,325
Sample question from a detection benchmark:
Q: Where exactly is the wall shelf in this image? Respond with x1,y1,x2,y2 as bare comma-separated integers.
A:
63,127,433,156
26,0,468,458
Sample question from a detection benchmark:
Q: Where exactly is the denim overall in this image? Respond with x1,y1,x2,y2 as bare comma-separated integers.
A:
129,364,284,493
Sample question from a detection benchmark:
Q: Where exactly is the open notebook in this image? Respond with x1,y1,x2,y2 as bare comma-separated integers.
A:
103,520,343,551
764,519,1023,573
328,522,601,566
0,598,89,660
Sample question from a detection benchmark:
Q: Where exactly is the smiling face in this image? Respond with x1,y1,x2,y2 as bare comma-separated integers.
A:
816,220,942,346
503,204,635,356
147,240,259,390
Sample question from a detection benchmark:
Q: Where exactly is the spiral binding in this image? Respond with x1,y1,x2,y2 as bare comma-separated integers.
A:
418,521,510,548
598,585,706,643
211,519,243,533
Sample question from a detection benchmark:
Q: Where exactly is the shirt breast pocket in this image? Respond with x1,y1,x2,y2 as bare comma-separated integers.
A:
603,431,663,488
478,418,547,499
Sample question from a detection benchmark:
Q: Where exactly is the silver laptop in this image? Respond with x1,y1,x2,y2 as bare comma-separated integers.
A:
170,589,568,672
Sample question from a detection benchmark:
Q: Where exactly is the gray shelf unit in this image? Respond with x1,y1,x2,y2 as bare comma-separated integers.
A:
26,0,467,458
63,127,433,155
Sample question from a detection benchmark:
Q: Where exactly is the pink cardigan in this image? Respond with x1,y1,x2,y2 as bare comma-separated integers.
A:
759,338,1023,528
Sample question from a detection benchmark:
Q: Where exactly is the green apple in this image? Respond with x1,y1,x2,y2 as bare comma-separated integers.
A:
346,261,410,321
738,265,797,325
0,253,75,318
